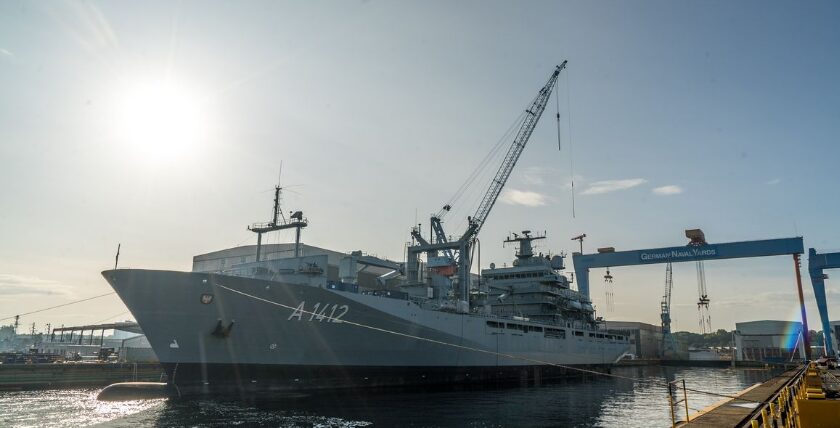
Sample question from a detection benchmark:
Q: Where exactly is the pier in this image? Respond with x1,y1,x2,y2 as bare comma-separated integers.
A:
676,363,840,427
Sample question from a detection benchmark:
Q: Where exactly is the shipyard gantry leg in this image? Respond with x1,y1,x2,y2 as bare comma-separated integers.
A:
807,248,840,356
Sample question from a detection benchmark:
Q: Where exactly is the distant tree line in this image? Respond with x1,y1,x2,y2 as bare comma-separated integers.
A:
672,329,826,349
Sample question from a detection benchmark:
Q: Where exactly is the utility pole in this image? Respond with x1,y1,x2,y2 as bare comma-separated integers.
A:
572,234,586,253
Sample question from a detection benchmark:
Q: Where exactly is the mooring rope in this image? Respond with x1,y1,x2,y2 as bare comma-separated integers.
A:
0,292,116,322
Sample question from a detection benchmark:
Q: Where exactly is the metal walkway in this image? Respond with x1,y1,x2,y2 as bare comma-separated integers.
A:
678,366,804,427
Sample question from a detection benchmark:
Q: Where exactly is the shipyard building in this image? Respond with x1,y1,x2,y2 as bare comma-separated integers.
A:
734,320,806,362
829,320,840,356
603,321,663,359
192,243,404,289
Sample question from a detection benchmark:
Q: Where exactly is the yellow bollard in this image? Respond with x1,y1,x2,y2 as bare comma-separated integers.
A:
761,408,770,428
751,420,760,428
770,402,777,419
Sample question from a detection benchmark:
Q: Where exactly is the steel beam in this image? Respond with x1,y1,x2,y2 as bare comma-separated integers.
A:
572,237,803,299
808,248,840,356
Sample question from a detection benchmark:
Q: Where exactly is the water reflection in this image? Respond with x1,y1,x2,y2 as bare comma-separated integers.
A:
1,366,782,428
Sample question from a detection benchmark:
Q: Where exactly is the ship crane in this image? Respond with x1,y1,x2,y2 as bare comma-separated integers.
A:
407,61,567,311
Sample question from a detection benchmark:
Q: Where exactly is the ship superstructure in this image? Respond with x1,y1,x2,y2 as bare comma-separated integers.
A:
483,231,594,325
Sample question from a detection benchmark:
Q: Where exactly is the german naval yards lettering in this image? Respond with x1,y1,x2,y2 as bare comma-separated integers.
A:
287,301,349,323
640,246,718,262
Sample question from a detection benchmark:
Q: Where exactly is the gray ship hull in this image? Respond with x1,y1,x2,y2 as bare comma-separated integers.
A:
103,269,630,393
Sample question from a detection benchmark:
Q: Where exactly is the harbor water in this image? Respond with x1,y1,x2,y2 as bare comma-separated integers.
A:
1,366,782,427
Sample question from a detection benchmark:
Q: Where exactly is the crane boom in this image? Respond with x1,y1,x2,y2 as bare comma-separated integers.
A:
406,62,568,312
461,61,567,241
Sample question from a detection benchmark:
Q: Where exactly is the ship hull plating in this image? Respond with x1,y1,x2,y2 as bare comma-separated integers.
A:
161,362,611,394
104,269,630,393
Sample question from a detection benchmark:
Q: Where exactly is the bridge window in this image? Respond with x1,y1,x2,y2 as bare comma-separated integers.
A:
545,328,566,339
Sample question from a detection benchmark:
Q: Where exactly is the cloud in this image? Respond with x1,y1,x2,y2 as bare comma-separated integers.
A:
580,178,647,195
652,185,683,195
766,178,781,185
519,166,561,186
0,274,73,297
521,167,547,185
500,189,547,207
0,49,13,64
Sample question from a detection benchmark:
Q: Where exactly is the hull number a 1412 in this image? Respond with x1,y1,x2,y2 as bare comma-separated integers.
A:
287,301,348,323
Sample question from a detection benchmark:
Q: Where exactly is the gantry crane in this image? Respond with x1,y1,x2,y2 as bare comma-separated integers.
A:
661,262,677,357
407,62,568,310
571,231,811,358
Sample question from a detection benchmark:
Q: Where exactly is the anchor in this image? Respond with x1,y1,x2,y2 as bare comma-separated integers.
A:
211,319,235,338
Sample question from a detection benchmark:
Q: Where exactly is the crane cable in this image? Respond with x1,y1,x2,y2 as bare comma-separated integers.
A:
0,292,116,322
555,77,561,151
441,110,528,220
447,111,528,235
215,282,776,406
566,68,576,219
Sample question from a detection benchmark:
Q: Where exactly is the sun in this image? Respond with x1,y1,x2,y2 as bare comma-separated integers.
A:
113,79,207,163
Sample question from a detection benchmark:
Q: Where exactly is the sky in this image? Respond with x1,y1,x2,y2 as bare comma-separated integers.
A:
1,0,839,335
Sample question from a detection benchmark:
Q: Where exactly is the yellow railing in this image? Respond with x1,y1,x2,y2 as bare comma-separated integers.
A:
668,364,810,427
744,362,839,428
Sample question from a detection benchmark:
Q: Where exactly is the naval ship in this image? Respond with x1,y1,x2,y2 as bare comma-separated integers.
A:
104,221,630,394
102,62,632,393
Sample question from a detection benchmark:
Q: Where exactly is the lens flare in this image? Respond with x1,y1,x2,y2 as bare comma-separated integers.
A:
112,79,207,164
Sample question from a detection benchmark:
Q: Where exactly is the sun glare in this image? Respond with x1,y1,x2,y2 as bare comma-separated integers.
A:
113,80,207,163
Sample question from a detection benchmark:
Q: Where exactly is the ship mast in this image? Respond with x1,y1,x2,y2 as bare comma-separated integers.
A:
504,230,546,261
248,185,308,261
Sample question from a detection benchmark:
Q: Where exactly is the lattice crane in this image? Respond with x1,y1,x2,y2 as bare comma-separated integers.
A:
661,262,677,357
407,62,568,307
459,62,566,243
